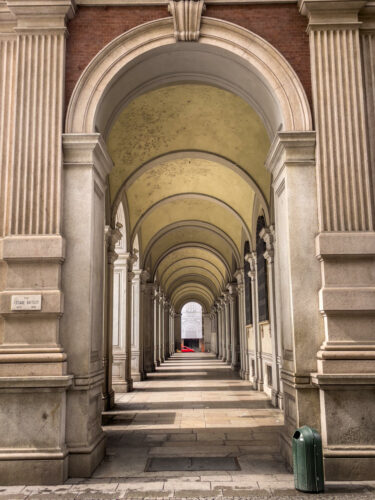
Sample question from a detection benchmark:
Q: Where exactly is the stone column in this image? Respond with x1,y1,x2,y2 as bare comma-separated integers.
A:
299,0,375,479
228,284,240,371
223,293,231,364
216,302,222,358
143,282,155,373
209,306,218,356
0,1,75,484
202,313,211,352
153,288,160,367
163,300,170,360
219,299,226,360
112,251,129,392
159,294,165,363
169,308,175,356
266,131,321,472
174,312,181,351
235,269,248,379
260,227,282,409
102,225,122,410
131,270,146,381
246,252,263,390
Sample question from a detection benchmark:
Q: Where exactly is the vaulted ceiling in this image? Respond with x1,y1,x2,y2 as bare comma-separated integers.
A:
107,84,270,312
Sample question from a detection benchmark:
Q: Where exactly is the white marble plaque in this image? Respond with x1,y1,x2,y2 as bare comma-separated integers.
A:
11,295,42,311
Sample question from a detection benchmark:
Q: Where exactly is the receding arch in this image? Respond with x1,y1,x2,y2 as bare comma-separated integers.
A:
131,193,252,248
153,242,233,281
159,256,226,287
113,150,269,217
164,267,222,295
143,220,241,269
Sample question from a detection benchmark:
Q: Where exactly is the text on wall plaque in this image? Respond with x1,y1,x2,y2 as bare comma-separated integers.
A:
11,295,42,311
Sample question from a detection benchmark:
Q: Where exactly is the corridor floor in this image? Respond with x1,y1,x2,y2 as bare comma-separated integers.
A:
3,354,375,499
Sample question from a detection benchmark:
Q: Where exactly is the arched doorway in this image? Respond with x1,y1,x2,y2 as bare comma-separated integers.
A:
61,16,320,477
181,302,203,352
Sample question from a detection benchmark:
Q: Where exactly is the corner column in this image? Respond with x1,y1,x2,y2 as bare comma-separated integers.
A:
131,270,146,382
143,282,155,374
300,0,375,479
260,227,282,408
246,253,262,390
102,225,122,410
228,284,239,371
0,0,75,484
153,288,160,367
174,312,181,351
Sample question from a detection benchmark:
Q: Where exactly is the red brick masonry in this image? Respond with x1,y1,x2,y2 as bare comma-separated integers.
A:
65,4,311,113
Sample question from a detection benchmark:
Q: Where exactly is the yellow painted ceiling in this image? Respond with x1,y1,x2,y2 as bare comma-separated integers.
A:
149,226,234,276
140,197,243,256
127,158,255,238
108,84,270,203
108,84,270,310
156,247,229,286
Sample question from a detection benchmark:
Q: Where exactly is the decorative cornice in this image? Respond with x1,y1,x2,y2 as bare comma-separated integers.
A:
299,0,365,30
7,0,76,30
168,0,205,41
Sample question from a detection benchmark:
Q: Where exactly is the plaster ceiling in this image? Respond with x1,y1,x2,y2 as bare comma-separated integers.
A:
108,84,270,310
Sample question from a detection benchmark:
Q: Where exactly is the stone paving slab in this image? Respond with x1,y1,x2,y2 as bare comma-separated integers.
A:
2,355,375,500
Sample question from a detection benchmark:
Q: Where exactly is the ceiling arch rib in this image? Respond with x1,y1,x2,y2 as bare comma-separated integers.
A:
108,84,270,209
172,285,214,308
175,296,210,314
144,223,240,276
115,150,269,218
167,274,219,298
153,244,232,284
162,264,223,294
139,199,243,264
127,159,255,246
164,267,221,294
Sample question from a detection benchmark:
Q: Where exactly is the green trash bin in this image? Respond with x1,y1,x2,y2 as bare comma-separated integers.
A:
292,425,324,493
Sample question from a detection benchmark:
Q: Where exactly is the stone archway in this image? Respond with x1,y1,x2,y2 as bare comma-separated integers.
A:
61,16,320,479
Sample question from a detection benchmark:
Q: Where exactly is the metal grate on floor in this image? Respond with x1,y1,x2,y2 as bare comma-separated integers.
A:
145,456,241,472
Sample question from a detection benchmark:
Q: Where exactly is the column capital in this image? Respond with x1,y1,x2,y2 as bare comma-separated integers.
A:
227,282,238,298
7,0,76,31
260,226,275,263
299,0,365,30
233,268,244,285
245,251,257,280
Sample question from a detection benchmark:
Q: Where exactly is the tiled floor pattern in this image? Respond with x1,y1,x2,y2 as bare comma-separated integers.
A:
1,353,375,498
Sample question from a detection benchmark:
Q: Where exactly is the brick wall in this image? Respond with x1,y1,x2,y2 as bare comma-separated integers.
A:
65,4,311,113
205,5,311,106
65,6,167,108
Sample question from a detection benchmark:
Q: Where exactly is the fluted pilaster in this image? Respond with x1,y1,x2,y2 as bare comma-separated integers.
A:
301,0,373,231
0,35,16,237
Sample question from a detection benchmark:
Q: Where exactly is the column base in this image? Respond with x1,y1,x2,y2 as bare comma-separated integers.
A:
102,389,115,410
0,451,68,486
68,433,106,478
112,379,133,393
231,363,239,371
156,360,161,367
324,455,375,480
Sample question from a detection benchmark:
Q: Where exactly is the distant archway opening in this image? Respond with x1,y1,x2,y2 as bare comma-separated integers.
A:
181,302,203,352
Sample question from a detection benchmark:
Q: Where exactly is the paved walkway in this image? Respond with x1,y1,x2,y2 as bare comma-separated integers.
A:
1,353,375,499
